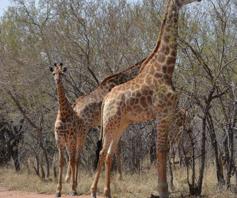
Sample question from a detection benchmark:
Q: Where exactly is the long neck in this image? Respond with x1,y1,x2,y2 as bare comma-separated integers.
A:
143,0,179,83
56,80,72,117
100,58,145,92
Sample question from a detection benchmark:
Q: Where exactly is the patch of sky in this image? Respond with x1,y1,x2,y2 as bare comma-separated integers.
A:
0,0,11,17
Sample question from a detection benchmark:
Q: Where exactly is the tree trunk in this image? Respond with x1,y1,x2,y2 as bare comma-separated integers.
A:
226,98,237,188
33,155,40,177
196,116,207,195
11,147,20,171
207,112,225,185
40,145,50,178
226,124,234,188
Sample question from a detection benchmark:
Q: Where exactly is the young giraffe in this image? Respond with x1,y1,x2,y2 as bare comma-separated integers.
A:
90,1,201,198
50,63,83,197
65,59,145,182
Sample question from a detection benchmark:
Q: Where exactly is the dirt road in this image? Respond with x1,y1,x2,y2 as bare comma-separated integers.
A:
0,187,103,198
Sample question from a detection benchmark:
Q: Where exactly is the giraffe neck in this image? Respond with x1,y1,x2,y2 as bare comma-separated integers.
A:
143,0,179,83
56,80,72,117
100,59,144,93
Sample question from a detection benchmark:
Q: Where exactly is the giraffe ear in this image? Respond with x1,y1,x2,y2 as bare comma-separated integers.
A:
63,67,67,72
49,67,54,72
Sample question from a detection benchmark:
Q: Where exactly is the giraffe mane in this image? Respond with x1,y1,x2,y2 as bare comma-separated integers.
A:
139,0,172,72
100,58,145,86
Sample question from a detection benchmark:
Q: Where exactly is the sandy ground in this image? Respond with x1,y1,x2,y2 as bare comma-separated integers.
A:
0,187,103,198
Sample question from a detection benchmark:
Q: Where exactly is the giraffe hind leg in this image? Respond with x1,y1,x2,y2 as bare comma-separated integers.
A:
90,133,112,198
104,152,112,198
104,138,121,198
103,123,126,198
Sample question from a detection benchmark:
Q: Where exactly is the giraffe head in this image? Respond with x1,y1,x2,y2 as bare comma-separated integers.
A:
176,0,201,7
49,63,67,84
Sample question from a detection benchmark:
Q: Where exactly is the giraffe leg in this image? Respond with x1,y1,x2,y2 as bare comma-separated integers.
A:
115,141,123,180
104,138,120,198
75,145,83,194
75,135,85,195
104,153,112,198
56,147,65,197
156,118,171,198
90,134,111,198
157,150,169,198
65,161,71,183
75,148,80,193
68,148,77,196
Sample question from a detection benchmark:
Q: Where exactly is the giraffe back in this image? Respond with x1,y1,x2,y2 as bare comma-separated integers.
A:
100,58,145,92
73,58,145,128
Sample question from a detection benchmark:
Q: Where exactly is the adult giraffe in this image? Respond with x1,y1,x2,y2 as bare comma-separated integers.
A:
90,0,201,198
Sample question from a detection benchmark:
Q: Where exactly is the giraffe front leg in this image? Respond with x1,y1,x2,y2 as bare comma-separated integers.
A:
68,149,77,196
157,149,169,198
156,118,170,198
73,144,83,196
75,148,80,192
56,147,65,197
65,161,71,183
75,134,86,194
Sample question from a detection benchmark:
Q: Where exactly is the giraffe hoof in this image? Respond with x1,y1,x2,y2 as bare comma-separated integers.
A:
55,192,61,197
150,195,158,198
150,192,160,198
69,191,78,196
159,192,169,198
150,192,169,198
104,189,112,198
91,192,97,198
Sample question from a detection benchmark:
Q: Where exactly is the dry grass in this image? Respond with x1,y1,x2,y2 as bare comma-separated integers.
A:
0,166,236,198
170,164,236,198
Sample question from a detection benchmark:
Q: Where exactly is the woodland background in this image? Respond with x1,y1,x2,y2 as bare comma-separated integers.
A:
0,0,237,197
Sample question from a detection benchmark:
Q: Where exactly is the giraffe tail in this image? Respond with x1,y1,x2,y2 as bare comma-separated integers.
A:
93,101,105,170
99,101,105,142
